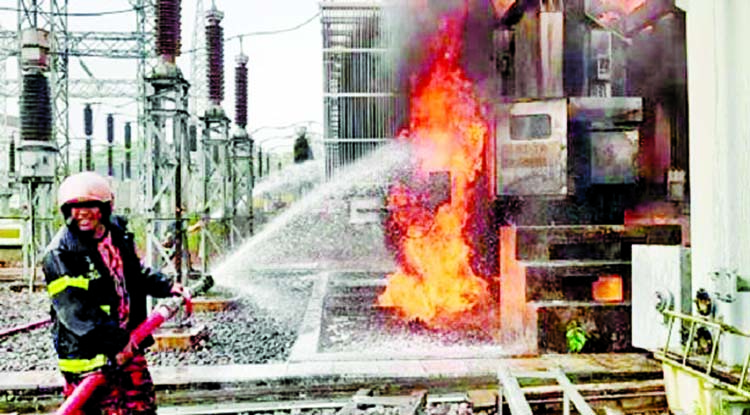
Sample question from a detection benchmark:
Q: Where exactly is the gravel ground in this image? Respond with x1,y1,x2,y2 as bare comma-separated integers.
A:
0,277,312,372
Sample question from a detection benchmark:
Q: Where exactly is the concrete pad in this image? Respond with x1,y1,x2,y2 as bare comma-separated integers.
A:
419,359,472,378
152,325,208,351
0,354,662,396
190,296,237,313
288,273,329,362
151,363,289,386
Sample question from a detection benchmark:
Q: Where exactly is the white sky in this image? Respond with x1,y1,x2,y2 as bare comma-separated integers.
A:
0,0,324,155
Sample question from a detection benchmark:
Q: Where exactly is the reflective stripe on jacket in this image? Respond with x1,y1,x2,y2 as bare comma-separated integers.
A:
43,215,175,374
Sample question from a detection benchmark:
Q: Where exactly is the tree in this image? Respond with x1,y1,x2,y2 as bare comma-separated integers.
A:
293,131,313,163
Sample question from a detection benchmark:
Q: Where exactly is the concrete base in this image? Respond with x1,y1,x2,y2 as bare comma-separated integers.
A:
152,324,208,351
191,296,236,313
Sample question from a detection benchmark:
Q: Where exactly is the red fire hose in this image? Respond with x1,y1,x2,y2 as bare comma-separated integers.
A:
55,276,213,415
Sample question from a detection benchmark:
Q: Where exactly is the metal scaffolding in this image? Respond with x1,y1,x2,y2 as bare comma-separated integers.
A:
320,1,403,178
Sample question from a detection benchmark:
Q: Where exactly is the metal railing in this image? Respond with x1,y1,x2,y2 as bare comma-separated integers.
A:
654,308,750,401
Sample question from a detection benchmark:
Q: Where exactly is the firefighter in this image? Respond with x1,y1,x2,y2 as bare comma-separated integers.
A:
42,171,186,415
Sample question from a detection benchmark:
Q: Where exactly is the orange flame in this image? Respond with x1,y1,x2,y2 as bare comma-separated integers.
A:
378,15,490,326
493,0,515,16
593,0,646,24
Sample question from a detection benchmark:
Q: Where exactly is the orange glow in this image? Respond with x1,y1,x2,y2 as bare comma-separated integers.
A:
378,15,491,326
592,275,623,303
593,0,646,24
596,0,645,13
493,0,516,16
498,226,528,344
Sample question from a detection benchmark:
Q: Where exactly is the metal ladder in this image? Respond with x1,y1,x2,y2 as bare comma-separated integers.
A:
497,366,596,415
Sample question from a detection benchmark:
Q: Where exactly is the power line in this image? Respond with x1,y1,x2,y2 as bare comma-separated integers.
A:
182,11,321,55
0,5,145,17
228,11,321,41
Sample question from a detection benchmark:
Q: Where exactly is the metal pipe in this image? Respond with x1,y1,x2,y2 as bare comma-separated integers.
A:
683,321,696,365
740,351,750,389
664,312,675,352
708,330,721,374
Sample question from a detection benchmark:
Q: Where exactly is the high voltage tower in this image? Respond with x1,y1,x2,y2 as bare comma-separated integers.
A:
0,0,252,284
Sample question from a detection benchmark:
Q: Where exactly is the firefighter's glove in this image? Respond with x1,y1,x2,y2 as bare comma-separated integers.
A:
171,281,192,316
114,339,138,367
170,282,187,298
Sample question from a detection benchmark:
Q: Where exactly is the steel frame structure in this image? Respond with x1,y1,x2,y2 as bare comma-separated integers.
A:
190,0,208,120
144,74,191,282
16,0,69,176
230,128,253,244
320,1,402,178
2,1,157,280
197,111,231,275
14,0,67,285
1,79,138,99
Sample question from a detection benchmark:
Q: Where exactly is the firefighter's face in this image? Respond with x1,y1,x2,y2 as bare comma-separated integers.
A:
70,205,102,232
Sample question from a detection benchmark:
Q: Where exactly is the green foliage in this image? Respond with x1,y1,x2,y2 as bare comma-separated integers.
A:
566,320,589,353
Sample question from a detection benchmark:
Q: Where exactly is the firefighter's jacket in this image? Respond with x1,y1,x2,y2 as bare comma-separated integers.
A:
42,215,174,374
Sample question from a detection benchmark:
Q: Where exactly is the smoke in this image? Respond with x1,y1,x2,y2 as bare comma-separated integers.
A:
381,0,498,102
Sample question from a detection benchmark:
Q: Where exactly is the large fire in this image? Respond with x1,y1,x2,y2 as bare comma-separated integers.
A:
378,14,491,326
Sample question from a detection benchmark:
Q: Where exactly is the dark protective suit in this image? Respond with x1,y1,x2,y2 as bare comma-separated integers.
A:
42,215,174,375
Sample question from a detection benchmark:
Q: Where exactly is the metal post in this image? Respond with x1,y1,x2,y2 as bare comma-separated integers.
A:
257,146,263,178
106,114,114,177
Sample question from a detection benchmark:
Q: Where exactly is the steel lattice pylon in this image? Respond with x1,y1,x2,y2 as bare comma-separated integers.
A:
230,52,253,242
198,110,231,274
230,130,253,243
15,0,66,287
190,0,208,119
144,73,191,282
